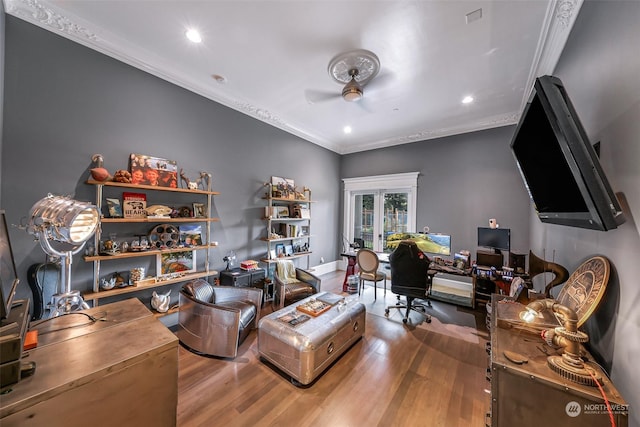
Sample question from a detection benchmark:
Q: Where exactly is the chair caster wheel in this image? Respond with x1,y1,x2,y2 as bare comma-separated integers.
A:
384,309,389,317
402,318,408,324
426,317,432,323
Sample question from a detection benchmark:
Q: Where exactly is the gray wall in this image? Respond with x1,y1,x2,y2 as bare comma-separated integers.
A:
1,17,340,308
530,2,640,424
341,126,533,259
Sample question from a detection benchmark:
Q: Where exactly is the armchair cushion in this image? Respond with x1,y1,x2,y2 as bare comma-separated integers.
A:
215,300,257,330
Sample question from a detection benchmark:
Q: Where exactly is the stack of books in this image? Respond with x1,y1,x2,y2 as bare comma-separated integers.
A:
240,260,259,270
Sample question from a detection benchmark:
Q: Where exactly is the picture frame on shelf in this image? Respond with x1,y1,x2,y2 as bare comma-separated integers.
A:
276,206,289,218
275,243,285,258
157,250,196,276
284,244,293,257
105,198,123,218
192,203,206,218
129,153,178,188
271,176,295,199
269,249,277,260
180,224,203,246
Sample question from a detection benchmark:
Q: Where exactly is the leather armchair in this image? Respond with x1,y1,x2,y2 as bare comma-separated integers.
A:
273,260,321,308
178,279,262,358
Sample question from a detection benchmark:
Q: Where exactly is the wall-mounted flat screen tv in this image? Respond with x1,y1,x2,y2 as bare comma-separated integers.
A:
510,75,625,231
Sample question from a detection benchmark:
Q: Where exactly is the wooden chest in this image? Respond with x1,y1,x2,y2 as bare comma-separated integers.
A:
258,293,365,385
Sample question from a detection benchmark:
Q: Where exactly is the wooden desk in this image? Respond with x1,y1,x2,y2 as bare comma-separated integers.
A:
489,296,628,426
0,298,178,427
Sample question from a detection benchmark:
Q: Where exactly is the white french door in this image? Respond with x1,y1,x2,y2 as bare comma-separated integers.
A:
343,173,419,253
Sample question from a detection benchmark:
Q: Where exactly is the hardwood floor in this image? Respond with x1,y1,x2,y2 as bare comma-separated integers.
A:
176,271,491,426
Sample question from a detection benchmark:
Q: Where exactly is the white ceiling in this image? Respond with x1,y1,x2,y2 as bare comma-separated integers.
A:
4,0,583,154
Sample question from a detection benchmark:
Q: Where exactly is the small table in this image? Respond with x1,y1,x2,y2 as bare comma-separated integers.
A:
340,251,359,291
258,293,365,385
340,251,390,292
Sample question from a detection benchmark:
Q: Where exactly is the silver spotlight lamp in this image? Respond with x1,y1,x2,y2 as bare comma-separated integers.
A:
26,194,99,316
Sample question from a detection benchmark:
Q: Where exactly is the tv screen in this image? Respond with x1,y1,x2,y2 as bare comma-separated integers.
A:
510,75,625,231
477,227,510,252
387,232,451,256
1,210,20,320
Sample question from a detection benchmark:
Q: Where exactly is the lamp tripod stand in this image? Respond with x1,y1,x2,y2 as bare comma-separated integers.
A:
26,194,99,317
43,244,90,317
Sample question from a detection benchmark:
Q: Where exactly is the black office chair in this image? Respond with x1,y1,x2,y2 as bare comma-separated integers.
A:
385,240,432,324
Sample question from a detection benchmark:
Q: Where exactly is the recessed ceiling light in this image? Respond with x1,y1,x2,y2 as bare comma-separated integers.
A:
343,126,352,134
462,96,474,104
185,29,202,43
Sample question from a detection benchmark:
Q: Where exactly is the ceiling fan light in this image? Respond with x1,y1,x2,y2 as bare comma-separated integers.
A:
342,79,363,102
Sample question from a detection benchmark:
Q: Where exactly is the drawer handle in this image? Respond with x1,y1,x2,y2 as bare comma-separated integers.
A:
353,321,359,332
327,342,334,355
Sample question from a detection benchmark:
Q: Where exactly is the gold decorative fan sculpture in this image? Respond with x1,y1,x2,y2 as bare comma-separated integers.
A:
556,255,610,327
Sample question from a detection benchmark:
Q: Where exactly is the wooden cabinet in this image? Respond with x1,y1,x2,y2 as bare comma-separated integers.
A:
0,298,178,427
84,180,220,312
260,184,312,270
488,295,628,426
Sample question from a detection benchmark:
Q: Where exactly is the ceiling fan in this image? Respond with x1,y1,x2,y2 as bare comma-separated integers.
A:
306,49,384,105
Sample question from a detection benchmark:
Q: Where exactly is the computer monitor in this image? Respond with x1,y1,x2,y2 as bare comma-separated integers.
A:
477,227,510,253
387,232,451,256
1,210,20,320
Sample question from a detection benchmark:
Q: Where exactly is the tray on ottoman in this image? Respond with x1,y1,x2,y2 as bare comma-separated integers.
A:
258,293,365,385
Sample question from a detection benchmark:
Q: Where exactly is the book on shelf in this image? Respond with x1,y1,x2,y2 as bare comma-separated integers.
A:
277,310,310,327
122,192,147,219
296,299,331,317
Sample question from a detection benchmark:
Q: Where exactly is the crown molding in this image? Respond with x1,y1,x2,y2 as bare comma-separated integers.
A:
5,0,581,155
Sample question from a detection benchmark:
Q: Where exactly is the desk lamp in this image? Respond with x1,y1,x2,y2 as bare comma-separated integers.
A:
520,298,600,386
26,194,99,316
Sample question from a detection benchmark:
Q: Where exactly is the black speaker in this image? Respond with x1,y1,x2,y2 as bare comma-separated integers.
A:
509,252,527,274
476,250,503,269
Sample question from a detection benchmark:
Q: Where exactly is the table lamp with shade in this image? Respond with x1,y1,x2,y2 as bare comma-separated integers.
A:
26,194,99,317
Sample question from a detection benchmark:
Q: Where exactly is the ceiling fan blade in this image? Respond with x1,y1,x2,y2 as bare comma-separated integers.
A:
362,70,394,94
305,89,341,104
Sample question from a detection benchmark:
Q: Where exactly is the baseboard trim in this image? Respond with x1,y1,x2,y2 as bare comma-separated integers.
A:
310,260,342,276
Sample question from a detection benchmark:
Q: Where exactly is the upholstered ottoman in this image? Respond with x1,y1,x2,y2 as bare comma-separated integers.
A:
258,292,365,385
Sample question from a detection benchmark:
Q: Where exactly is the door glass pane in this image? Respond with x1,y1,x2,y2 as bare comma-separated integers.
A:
352,193,374,249
382,192,409,252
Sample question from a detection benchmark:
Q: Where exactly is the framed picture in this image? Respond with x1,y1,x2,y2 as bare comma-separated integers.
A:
105,198,123,218
270,176,295,198
180,224,203,246
192,203,206,218
269,249,277,260
129,153,178,188
284,244,293,257
276,206,289,218
275,243,285,258
157,251,196,276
